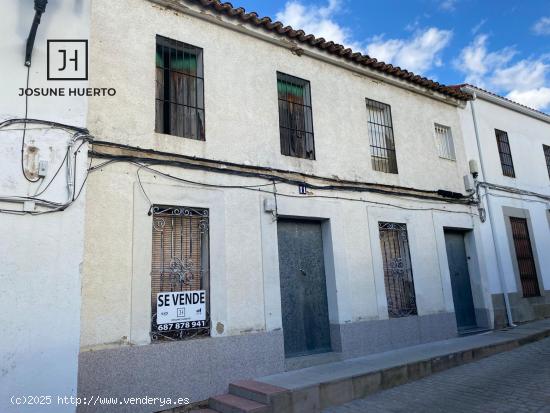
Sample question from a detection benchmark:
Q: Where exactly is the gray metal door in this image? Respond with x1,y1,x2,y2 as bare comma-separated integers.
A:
277,219,331,358
444,231,477,331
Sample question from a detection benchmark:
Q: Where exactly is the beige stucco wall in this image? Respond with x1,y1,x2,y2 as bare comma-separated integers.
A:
87,0,469,192
80,0,485,350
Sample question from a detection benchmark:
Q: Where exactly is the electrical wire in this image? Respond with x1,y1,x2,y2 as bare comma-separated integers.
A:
20,66,40,183
104,161,479,217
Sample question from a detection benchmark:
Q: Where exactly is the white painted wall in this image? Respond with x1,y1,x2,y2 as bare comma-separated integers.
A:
0,1,89,412
460,97,550,295
88,0,469,194
79,0,491,350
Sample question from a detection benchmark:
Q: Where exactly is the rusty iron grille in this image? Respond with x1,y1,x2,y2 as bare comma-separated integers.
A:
544,144,550,180
495,129,515,178
379,222,417,317
366,98,398,174
155,35,205,140
510,217,540,297
150,206,210,341
277,72,315,160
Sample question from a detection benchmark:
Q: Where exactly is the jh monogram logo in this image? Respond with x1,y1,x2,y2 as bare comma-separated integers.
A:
47,40,88,81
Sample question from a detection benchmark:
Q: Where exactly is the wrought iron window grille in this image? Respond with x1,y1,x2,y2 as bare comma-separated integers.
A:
543,144,550,180
155,35,205,140
365,98,398,174
378,222,417,317
435,124,456,160
150,205,210,341
495,129,515,178
277,72,315,160
509,217,540,298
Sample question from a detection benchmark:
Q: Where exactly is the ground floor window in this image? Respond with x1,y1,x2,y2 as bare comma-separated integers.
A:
150,206,210,340
509,217,540,297
378,222,417,317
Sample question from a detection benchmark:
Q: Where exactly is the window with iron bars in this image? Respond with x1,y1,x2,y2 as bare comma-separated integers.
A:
366,99,398,173
155,35,205,140
277,72,315,160
509,217,540,298
378,222,417,317
543,145,550,180
495,129,515,177
150,206,210,341
434,124,456,160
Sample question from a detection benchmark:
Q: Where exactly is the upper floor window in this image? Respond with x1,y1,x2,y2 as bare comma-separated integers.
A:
366,98,398,174
155,35,205,140
277,72,315,160
543,144,550,180
435,124,456,160
495,129,515,177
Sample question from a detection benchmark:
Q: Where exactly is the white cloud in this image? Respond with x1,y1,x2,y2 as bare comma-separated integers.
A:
275,0,361,49
453,35,515,87
532,17,550,35
366,28,453,74
439,0,458,11
275,0,452,75
506,88,550,110
455,34,550,111
471,19,486,35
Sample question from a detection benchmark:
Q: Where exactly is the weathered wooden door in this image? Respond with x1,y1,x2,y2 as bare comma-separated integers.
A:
444,230,477,331
277,219,331,358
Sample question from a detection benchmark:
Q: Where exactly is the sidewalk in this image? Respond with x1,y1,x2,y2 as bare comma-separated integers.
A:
197,318,550,413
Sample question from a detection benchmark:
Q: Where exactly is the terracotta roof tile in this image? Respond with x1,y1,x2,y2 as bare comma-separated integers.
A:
184,0,471,100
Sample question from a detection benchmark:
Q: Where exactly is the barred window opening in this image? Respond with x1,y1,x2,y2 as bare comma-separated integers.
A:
366,99,398,174
155,35,205,140
379,222,417,317
277,72,315,160
510,217,540,298
150,206,210,341
543,144,550,180
435,124,456,160
495,129,515,178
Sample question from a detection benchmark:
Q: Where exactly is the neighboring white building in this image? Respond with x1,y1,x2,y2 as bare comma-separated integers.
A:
76,1,495,411
457,84,550,327
0,1,91,412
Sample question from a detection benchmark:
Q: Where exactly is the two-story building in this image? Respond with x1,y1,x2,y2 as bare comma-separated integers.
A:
457,84,550,328
76,1,496,411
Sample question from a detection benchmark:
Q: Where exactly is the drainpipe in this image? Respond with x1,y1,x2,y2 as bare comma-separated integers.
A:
468,92,515,328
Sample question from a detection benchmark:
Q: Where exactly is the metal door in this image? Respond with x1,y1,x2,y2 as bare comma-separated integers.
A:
277,219,331,358
444,231,477,331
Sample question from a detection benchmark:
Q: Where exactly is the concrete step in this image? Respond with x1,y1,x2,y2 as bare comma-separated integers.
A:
209,393,269,413
190,410,219,413
229,380,291,412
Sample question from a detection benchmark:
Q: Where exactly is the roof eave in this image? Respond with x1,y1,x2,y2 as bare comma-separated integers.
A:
461,85,550,124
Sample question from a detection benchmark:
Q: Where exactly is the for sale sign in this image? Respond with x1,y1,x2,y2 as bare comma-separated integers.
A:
156,290,207,331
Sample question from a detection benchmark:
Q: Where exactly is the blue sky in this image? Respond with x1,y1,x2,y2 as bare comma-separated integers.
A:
234,0,550,111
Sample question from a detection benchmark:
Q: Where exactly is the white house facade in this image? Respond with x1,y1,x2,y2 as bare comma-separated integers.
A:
3,1,549,412
458,84,550,328
0,1,91,412
76,1,495,411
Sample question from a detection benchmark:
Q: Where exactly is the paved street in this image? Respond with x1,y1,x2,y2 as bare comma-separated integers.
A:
324,337,550,413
